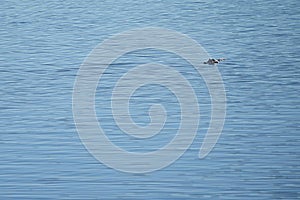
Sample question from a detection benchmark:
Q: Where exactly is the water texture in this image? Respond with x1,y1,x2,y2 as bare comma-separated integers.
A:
1,0,299,199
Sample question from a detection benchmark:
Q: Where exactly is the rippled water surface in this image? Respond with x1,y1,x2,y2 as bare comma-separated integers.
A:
1,0,299,199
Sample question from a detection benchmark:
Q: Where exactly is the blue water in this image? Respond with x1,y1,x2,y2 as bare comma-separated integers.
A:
1,0,299,199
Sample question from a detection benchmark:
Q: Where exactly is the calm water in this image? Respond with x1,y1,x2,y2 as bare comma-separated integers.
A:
1,0,299,199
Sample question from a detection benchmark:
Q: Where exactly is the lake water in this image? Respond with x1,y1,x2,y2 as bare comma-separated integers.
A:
1,0,299,199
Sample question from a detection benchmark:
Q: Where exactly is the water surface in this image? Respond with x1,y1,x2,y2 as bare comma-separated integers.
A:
1,0,299,199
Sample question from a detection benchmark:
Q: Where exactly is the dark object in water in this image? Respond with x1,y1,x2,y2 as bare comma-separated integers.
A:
204,58,226,65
